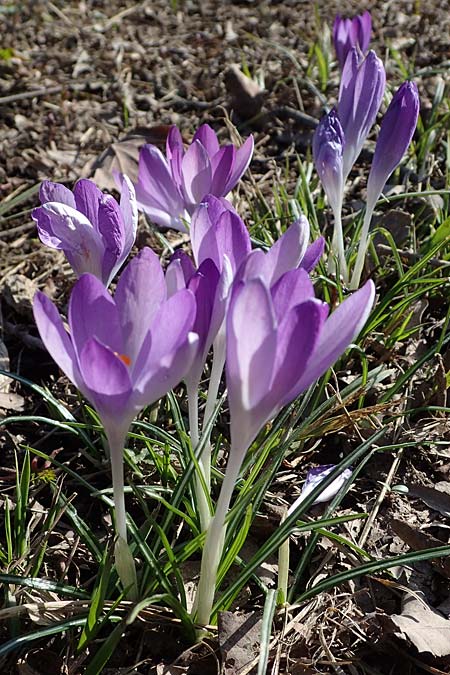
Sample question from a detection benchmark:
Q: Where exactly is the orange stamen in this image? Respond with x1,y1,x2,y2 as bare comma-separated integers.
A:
114,352,131,367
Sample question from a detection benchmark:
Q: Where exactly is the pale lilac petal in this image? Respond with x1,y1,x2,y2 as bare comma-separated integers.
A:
39,181,75,208
192,124,220,157
114,247,166,363
196,208,251,273
33,291,84,393
135,145,187,231
166,258,187,297
168,250,196,285
264,217,310,285
190,195,238,268
224,135,254,194
33,207,64,249
292,280,375,394
133,288,196,390
227,279,277,412
313,110,345,215
181,140,213,206
270,268,316,322
300,237,325,273
288,465,353,513
68,274,123,361
119,175,138,258
37,203,104,278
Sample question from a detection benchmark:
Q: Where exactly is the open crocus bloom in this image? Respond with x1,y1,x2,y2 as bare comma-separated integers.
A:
134,125,254,231
227,276,375,452
333,10,371,70
33,247,198,437
33,177,137,286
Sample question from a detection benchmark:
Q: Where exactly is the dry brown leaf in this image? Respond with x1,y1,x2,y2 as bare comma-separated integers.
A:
390,596,450,657
224,65,265,120
408,484,450,519
82,125,171,192
218,610,262,675
391,519,450,578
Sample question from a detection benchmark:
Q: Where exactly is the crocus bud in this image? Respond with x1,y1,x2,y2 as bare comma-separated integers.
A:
333,10,371,70
366,81,420,212
350,81,420,290
338,49,386,181
288,465,353,514
312,109,345,217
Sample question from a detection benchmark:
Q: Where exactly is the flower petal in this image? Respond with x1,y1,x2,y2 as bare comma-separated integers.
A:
33,291,85,393
68,274,123,361
181,140,213,206
114,247,166,363
192,124,220,157
224,135,254,194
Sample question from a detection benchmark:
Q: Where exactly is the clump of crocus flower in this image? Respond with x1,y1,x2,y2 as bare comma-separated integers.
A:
134,124,254,231
33,177,137,286
333,10,372,70
193,275,375,625
33,248,199,597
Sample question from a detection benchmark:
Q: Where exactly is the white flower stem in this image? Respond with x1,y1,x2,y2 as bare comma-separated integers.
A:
187,382,211,532
107,424,138,600
193,445,243,627
277,508,289,606
330,204,348,283
350,200,376,290
200,336,226,490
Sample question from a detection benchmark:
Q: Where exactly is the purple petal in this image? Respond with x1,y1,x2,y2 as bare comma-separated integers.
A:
264,217,310,285
227,279,277,416
338,50,386,180
223,135,254,194
270,268,316,322
97,196,126,285
68,274,123,362
114,247,166,364
196,207,251,274
33,291,84,392
192,124,220,157
292,279,375,394
133,288,197,399
79,337,132,402
181,140,213,207
39,181,75,208
367,81,420,211
271,299,325,409
210,145,235,196
300,237,325,273
166,126,184,190
73,179,104,229
135,145,187,231
169,250,196,286
313,109,345,214
190,195,238,268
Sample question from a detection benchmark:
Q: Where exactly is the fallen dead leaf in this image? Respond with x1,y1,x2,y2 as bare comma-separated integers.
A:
82,126,172,192
218,610,262,675
390,519,450,578
389,596,450,657
224,65,265,120
408,484,450,519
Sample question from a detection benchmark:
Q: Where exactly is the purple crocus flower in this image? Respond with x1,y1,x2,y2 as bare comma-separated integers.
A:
333,10,372,70
134,125,254,232
312,110,347,277
288,465,353,514
194,276,375,624
236,216,324,286
33,177,137,286
33,247,198,595
338,48,386,181
350,81,420,289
